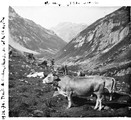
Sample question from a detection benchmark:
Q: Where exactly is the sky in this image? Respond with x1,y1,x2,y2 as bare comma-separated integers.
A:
12,6,121,29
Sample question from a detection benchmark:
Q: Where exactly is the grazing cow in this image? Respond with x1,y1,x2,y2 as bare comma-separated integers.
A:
43,73,105,111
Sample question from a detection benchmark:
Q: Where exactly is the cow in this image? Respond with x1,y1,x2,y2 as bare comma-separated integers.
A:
43,73,105,111
43,72,116,100
53,75,106,111
76,73,116,101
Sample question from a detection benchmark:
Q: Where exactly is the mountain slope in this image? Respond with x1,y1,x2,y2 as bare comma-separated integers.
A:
9,35,39,55
55,7,131,72
51,22,87,42
9,6,66,58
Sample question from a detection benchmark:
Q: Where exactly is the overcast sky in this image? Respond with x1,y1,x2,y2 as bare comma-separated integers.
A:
12,6,121,29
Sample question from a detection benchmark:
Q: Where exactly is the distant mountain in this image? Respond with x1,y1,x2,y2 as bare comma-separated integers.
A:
51,22,87,42
9,6,66,58
55,7,131,73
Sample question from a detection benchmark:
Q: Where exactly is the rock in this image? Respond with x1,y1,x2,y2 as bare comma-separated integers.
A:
104,106,110,110
33,110,43,116
128,107,131,110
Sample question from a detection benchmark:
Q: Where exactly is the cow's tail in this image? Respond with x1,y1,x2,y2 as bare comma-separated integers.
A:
111,78,116,93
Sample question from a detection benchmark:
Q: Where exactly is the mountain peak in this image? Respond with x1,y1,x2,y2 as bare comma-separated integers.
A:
51,22,87,42
9,6,20,19
55,6,131,72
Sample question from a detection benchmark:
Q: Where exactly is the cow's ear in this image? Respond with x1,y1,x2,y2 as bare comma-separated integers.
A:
53,91,60,97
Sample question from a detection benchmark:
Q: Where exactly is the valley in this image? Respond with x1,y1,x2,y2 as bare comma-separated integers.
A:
8,6,131,117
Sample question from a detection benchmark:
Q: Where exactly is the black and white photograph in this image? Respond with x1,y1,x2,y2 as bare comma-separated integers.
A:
1,0,131,118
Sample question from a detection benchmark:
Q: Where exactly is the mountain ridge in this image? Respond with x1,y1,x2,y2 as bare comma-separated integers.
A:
9,6,66,58
51,22,87,42
55,7,131,73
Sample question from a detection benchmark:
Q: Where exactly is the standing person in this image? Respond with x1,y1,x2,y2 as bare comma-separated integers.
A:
50,59,55,71
64,65,68,75
51,59,55,66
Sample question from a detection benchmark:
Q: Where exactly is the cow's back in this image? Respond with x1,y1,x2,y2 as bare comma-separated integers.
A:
59,76,105,96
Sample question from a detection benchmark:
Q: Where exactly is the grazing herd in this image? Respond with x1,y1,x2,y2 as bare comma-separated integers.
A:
9,52,129,111
22,53,117,111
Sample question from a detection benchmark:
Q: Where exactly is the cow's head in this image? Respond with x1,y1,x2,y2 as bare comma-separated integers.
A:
42,73,60,84
53,78,68,97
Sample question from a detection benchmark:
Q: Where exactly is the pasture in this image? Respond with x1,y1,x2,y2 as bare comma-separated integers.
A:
9,55,131,117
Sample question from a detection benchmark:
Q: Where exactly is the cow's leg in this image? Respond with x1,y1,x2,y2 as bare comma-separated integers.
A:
98,96,103,111
67,92,72,109
95,94,103,111
94,95,99,110
109,94,112,101
94,84,104,111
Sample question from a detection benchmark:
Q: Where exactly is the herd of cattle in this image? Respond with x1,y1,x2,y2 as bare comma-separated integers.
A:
9,52,130,111
26,65,117,111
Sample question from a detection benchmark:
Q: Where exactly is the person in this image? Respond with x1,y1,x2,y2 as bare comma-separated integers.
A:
51,59,55,66
50,59,55,71
61,65,68,75
64,65,68,75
